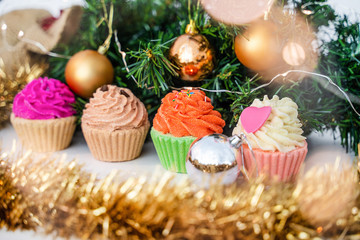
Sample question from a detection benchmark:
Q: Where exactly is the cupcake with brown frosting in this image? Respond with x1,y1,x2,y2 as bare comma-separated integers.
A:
82,85,150,161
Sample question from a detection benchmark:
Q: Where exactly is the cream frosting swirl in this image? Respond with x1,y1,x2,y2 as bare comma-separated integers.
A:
82,85,148,131
233,95,306,152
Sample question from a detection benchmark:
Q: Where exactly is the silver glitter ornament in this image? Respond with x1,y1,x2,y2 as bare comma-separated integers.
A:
186,134,248,187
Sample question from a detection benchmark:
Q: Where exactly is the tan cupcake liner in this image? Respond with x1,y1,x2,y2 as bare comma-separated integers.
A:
82,121,150,162
10,113,77,152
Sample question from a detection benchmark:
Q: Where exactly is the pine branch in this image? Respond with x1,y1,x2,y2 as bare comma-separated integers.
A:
127,37,179,94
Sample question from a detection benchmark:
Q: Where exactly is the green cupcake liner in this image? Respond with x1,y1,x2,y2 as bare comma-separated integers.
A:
150,128,196,173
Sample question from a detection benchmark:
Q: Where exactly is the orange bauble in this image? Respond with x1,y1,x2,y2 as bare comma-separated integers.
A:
169,33,215,81
65,50,114,98
234,20,281,71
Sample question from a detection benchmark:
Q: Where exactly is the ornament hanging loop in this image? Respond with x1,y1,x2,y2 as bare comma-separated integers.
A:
185,19,199,35
229,134,244,149
230,133,259,180
97,0,114,55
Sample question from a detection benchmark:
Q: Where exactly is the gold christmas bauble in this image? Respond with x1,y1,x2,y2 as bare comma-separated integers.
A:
234,20,281,71
65,50,114,98
169,33,214,81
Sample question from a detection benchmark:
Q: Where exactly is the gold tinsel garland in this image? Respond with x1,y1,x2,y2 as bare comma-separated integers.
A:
0,145,359,240
0,57,48,127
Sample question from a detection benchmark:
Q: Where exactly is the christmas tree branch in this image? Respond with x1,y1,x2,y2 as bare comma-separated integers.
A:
127,37,179,94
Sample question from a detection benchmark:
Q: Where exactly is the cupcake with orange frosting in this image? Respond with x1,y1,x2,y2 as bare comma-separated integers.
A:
232,95,308,181
82,85,150,162
151,89,225,173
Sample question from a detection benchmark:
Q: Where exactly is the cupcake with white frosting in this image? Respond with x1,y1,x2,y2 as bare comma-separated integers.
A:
233,95,308,181
81,85,150,162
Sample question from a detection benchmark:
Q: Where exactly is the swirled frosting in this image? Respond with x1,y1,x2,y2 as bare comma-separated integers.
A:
82,85,148,131
153,90,225,138
13,77,76,119
233,95,306,152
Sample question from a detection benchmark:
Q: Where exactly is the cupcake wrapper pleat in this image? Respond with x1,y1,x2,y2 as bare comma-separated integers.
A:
150,128,196,173
242,141,308,181
82,122,150,162
10,113,76,152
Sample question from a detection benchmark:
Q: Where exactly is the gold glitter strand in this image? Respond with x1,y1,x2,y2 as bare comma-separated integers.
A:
296,162,359,231
0,145,359,239
0,57,48,127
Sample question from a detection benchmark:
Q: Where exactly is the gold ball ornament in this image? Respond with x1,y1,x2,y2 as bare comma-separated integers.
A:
234,20,281,71
65,50,114,98
169,25,214,81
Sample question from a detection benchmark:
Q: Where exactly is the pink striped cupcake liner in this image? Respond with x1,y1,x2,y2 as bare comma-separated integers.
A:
241,141,308,181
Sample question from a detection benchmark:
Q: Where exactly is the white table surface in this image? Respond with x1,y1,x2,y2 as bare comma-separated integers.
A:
0,0,359,238
0,122,355,240
0,123,162,178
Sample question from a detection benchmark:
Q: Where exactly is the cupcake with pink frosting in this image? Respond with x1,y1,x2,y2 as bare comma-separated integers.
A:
81,85,150,162
11,77,77,152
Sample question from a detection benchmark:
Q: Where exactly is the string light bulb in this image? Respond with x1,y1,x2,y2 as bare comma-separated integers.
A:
1,23,7,31
300,2,326,15
18,30,24,38
282,42,306,66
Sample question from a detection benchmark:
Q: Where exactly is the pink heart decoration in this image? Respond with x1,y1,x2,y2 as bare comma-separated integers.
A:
240,106,272,133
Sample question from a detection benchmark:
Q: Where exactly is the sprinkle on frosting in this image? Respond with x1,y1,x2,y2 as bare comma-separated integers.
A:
153,90,225,138
12,77,76,119
233,95,306,152
172,90,195,102
82,85,148,131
